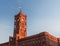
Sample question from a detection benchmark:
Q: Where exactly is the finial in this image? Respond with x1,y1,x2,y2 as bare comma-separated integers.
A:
18,6,22,13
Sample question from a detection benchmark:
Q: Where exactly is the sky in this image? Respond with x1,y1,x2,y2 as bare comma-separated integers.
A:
0,0,60,43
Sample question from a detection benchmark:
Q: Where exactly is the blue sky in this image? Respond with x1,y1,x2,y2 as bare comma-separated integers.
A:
0,0,60,43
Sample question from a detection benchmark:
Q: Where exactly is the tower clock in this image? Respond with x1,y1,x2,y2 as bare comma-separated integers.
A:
13,11,27,40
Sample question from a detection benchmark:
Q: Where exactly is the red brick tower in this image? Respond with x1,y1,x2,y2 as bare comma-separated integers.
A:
13,11,27,40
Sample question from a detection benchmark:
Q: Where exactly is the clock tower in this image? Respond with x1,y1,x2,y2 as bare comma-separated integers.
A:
13,11,27,40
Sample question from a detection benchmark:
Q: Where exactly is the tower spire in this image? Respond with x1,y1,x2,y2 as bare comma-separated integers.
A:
19,6,22,13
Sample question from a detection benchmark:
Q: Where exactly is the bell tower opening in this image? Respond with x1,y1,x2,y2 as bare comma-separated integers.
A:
13,11,27,40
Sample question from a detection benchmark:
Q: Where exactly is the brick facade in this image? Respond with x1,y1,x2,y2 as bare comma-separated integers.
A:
0,11,60,46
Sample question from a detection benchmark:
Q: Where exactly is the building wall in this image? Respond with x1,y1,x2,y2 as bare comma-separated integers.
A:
0,42,9,46
44,32,58,46
0,32,60,46
18,32,46,46
9,37,16,46
16,32,58,46
57,38,60,46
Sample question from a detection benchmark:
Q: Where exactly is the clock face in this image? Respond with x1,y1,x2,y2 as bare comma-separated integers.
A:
21,18,24,21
